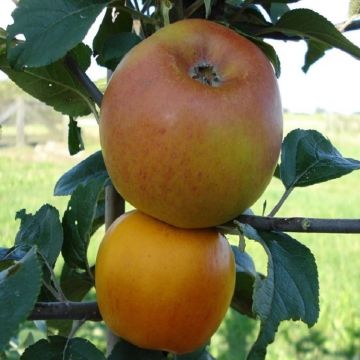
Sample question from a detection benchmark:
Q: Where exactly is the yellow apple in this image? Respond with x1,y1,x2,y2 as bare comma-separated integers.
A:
100,19,283,228
95,210,235,354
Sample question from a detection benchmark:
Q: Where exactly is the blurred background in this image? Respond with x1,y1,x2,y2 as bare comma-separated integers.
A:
0,1,359,359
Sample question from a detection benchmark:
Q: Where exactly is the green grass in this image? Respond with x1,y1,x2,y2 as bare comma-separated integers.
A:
0,115,360,359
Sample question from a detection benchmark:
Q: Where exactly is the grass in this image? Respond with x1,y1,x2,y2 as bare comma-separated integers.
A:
0,114,360,359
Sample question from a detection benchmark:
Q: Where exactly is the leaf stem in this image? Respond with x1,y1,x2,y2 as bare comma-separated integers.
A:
184,0,203,18
42,280,64,302
132,0,147,38
268,186,294,217
38,251,67,302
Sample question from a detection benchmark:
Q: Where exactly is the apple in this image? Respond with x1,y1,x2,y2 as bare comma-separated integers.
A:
100,19,283,228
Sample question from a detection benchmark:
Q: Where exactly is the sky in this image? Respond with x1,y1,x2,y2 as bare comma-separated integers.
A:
0,0,359,114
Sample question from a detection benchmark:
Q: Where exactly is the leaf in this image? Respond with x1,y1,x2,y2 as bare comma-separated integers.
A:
61,263,94,301
254,0,301,15
0,247,42,351
0,246,28,272
175,346,215,359
21,336,105,360
241,228,319,360
228,5,269,26
62,178,105,269
248,36,280,77
267,4,290,23
230,246,258,318
0,28,6,55
7,0,109,68
68,117,85,155
302,39,331,73
47,264,94,336
231,26,280,77
91,198,105,236
97,32,142,71
257,0,300,6
108,339,166,360
94,8,133,54
0,246,28,262
93,8,135,70
279,129,360,189
273,164,280,180
0,43,95,117
15,205,63,267
273,9,360,61
54,151,109,196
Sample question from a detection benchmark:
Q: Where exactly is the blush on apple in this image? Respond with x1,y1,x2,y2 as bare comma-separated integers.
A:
100,19,283,229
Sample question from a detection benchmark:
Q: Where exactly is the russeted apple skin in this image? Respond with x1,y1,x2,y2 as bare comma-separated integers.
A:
100,19,283,229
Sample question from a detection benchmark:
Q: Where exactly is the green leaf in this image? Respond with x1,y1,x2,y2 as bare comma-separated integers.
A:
108,339,166,360
47,264,94,336
230,246,258,318
0,43,95,116
273,164,280,180
61,263,94,301
62,178,105,269
273,9,360,61
267,4,290,22
231,26,280,77
15,205,63,267
254,0,300,16
54,151,109,196
279,129,360,189
242,229,319,360
0,247,42,352
0,247,27,262
0,28,6,56
68,117,85,155
21,336,105,359
94,8,133,53
175,346,215,359
98,32,142,71
226,4,269,27
349,0,360,16
302,40,331,73
7,0,109,68
93,8,134,70
91,198,105,236
247,36,280,77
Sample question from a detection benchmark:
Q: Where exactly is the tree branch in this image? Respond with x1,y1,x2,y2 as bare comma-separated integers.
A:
65,56,103,108
225,215,360,234
29,301,101,321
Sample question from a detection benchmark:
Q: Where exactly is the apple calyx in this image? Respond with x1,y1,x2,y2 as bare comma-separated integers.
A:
189,62,222,87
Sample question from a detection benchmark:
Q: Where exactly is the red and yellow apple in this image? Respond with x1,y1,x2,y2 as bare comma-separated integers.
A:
100,19,283,228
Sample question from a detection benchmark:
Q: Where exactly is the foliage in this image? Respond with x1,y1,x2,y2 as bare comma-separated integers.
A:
0,0,360,359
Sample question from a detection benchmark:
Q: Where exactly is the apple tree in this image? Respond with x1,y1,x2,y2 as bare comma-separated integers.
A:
1,0,360,359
